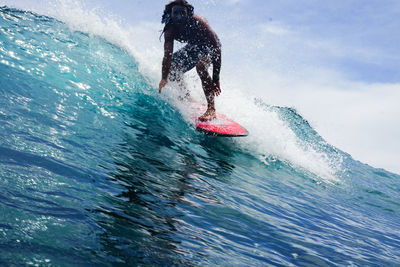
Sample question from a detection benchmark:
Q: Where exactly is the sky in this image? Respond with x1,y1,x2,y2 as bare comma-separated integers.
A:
1,0,399,174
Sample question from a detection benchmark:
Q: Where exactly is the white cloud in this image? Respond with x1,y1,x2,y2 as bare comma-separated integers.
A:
260,22,291,36
225,0,246,5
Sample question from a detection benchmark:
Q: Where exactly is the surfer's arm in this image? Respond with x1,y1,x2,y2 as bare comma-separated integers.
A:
203,20,222,94
211,44,221,83
196,16,222,84
162,30,174,81
159,29,174,93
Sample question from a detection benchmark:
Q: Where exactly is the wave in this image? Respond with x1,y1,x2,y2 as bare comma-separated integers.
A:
1,5,400,266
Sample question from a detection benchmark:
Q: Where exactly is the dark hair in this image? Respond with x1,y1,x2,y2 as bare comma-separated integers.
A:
161,0,194,25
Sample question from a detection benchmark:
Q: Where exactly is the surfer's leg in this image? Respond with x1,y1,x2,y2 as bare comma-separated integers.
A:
196,56,216,121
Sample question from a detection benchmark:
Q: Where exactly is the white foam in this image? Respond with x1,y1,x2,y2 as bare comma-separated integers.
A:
167,80,342,182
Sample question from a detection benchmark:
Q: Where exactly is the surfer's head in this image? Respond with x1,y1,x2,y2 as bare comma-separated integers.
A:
161,0,194,25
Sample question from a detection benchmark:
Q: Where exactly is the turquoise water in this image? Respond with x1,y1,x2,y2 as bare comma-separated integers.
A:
1,7,400,266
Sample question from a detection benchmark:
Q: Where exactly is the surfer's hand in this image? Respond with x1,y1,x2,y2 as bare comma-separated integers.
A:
212,81,221,96
159,79,168,94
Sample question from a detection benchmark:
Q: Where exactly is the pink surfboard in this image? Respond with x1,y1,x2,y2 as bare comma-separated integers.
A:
195,114,249,137
191,103,248,137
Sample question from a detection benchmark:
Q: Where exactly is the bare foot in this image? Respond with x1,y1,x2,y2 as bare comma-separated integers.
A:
198,108,216,121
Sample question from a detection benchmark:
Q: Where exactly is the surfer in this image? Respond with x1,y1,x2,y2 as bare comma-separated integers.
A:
158,0,222,121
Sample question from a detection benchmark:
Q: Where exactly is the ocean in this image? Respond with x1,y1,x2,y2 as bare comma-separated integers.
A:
1,4,400,266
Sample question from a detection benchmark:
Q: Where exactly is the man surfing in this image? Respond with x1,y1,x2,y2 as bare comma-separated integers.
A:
158,0,222,121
